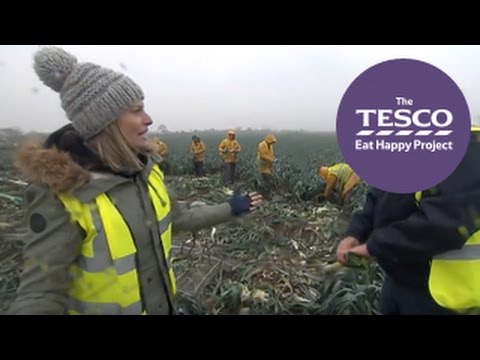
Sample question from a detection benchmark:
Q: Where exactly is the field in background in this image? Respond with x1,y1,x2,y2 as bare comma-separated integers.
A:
157,130,343,199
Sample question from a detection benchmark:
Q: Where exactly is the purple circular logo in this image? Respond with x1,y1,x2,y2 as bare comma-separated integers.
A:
336,59,471,193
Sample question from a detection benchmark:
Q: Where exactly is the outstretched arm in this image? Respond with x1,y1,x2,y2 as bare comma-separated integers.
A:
169,187,262,233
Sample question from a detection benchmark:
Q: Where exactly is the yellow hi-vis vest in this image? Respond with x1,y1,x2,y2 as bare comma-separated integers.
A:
57,164,175,315
416,126,480,313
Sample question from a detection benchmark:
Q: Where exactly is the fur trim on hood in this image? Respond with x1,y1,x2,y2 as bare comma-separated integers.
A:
15,141,91,194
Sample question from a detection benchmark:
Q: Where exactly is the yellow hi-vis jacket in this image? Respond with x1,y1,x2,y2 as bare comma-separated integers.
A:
58,164,175,315
417,126,480,313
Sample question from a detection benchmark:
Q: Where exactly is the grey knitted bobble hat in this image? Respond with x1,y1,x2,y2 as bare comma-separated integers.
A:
33,46,144,140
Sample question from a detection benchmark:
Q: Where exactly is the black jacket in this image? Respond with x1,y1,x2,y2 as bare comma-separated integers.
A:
346,130,480,289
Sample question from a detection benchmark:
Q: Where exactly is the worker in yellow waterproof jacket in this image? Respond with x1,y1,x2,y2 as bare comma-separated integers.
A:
218,130,241,186
257,134,277,196
151,138,170,173
191,135,206,177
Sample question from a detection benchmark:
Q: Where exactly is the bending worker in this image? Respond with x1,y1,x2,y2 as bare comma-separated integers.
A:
319,163,361,205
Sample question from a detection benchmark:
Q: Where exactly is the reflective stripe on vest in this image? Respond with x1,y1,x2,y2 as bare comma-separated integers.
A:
428,229,480,312
147,165,176,295
416,195,480,312
415,126,480,312
58,164,175,315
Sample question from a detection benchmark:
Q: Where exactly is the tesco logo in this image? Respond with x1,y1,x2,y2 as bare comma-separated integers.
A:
354,97,453,137
355,109,453,128
336,59,471,193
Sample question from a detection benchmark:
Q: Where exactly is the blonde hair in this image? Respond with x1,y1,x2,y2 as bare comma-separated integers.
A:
88,121,144,172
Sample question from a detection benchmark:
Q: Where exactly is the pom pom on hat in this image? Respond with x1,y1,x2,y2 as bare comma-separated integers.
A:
34,46,78,92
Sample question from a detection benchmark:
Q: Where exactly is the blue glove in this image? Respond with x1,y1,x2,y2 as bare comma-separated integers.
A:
228,194,251,216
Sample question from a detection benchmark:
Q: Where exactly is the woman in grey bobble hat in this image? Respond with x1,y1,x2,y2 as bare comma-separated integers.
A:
8,46,263,315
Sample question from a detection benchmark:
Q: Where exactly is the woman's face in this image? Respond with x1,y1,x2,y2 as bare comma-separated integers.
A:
118,101,153,152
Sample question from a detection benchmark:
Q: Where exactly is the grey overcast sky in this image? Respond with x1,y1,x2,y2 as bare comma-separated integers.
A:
1,45,480,133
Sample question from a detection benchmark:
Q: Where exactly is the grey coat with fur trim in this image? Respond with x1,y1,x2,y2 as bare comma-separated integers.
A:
8,132,234,315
